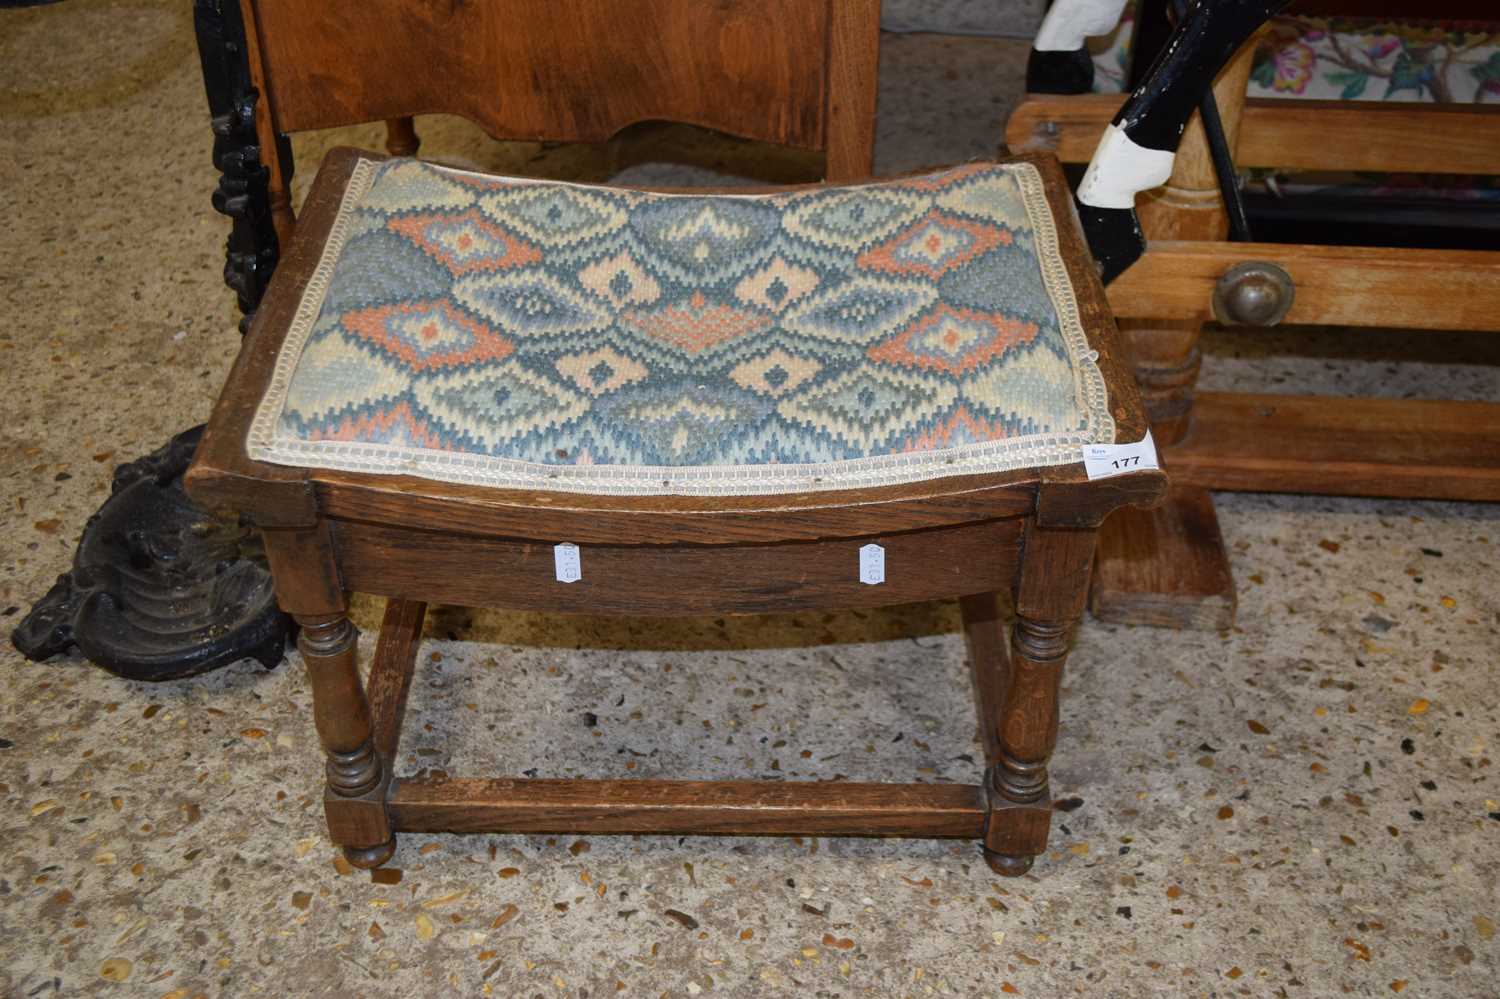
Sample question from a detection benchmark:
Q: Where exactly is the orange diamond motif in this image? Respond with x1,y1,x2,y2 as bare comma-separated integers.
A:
856,209,1010,280
867,305,1038,375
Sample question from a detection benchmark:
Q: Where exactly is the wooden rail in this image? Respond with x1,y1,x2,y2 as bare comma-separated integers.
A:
1107,241,1500,331
367,598,426,760
389,777,990,838
1006,95,1500,175
1166,393,1500,500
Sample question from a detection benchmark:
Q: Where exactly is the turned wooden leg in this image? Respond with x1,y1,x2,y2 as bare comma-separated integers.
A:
296,613,396,868
981,614,1072,875
1123,320,1202,444
263,526,395,868
1120,25,1260,430
981,522,1096,874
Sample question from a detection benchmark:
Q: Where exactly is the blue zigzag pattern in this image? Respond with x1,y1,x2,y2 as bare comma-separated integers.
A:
250,157,1112,495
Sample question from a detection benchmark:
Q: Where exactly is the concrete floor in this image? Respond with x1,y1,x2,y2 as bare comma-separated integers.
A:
3,2,1499,996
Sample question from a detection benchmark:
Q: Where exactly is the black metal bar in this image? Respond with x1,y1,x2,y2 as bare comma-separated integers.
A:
1116,0,1287,153
1198,86,1253,241
193,0,280,332
1168,0,1252,242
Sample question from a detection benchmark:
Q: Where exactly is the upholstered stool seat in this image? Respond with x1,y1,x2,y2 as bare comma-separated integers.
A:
188,147,1163,876
249,153,1115,495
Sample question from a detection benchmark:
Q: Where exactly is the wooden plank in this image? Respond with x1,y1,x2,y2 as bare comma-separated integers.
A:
334,518,1025,617
1236,100,1500,174
1005,93,1123,162
1167,393,1500,500
1090,486,1236,631
248,0,829,149
388,777,987,838
183,148,369,527
1005,95,1500,175
1107,241,1500,330
367,599,427,760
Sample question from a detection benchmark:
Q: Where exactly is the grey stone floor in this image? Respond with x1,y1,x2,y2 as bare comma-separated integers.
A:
2,2,1498,996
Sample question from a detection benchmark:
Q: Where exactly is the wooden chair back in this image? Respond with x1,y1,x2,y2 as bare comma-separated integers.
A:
237,0,880,240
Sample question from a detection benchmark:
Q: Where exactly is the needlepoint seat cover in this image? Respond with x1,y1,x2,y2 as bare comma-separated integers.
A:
249,155,1115,496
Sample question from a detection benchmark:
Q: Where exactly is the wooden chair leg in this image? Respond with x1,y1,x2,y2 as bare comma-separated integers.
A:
263,526,396,867
384,116,420,157
980,522,1096,875
960,591,1007,768
982,613,1070,875
368,598,427,760
296,613,396,868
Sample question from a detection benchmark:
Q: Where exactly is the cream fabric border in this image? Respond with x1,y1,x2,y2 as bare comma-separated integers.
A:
247,157,1115,497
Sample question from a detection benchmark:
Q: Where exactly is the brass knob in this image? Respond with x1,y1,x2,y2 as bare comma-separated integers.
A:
1212,261,1295,327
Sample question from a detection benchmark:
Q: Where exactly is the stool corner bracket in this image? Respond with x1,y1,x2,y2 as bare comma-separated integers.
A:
1035,466,1168,528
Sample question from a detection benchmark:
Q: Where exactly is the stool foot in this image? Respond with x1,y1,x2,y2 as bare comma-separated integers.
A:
343,837,397,870
983,848,1034,877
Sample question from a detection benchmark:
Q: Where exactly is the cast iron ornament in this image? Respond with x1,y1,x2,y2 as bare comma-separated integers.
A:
11,427,291,680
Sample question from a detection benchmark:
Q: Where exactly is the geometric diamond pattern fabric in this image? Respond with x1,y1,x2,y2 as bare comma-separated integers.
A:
250,156,1114,496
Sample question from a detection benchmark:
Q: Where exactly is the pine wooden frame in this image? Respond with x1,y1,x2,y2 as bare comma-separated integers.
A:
1005,32,1500,631
1005,92,1500,500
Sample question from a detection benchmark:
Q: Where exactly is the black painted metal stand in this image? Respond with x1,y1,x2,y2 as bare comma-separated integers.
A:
195,0,286,331
11,428,290,679
10,0,296,679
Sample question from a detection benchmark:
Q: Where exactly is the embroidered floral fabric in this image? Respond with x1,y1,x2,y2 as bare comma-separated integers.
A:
250,157,1112,496
1093,10,1500,104
1251,16,1500,104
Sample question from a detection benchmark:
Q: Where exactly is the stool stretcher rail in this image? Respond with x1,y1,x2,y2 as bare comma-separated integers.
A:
387,777,992,838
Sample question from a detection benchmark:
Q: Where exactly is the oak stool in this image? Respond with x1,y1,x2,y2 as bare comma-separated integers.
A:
186,147,1165,875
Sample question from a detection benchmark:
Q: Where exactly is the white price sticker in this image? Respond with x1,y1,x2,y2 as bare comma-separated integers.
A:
859,543,885,585
554,543,581,583
1081,431,1159,480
